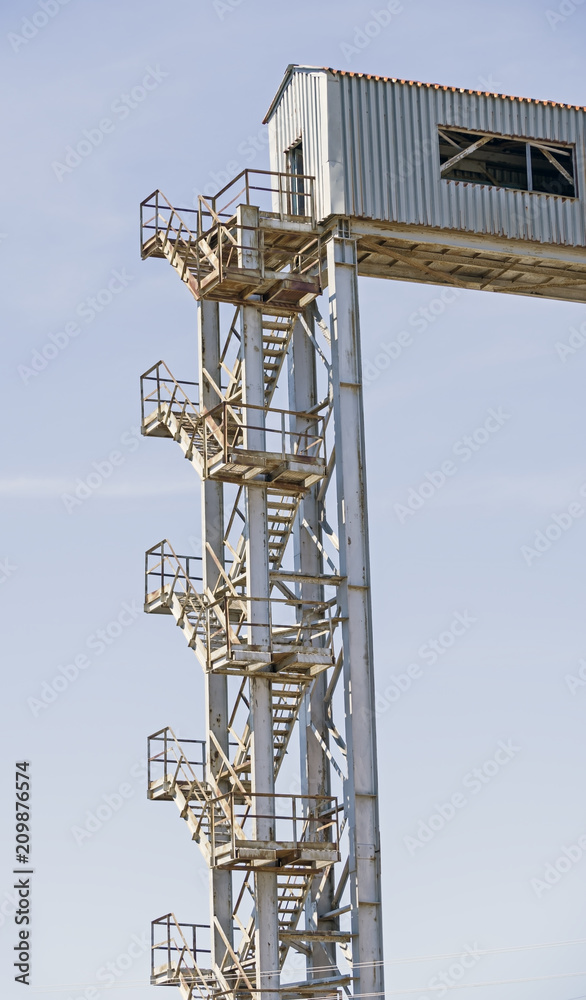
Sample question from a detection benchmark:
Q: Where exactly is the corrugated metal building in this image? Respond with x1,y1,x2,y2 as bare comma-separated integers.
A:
265,66,586,302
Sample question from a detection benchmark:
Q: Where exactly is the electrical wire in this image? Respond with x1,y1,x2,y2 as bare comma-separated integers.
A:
31,968,586,994
31,935,586,994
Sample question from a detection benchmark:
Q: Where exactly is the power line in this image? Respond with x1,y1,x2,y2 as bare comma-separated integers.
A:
31,968,586,994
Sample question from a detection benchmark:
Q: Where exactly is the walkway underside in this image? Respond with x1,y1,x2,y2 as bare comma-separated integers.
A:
354,222,586,302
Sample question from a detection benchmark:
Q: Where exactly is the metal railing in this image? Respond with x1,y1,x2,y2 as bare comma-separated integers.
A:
141,361,326,474
144,543,337,668
141,360,199,426
140,182,320,299
210,791,340,859
147,727,241,792
197,168,317,229
145,540,203,605
151,913,256,999
199,400,326,474
151,913,211,987
148,727,206,790
206,593,336,661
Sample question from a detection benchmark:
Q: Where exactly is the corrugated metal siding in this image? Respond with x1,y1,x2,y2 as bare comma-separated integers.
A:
337,74,586,246
268,69,586,247
268,69,329,223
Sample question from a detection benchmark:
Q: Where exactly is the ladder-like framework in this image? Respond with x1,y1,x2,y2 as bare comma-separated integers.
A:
140,169,384,1000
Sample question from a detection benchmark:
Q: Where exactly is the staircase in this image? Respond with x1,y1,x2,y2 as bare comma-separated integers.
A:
140,190,321,310
141,178,350,1000
149,733,343,992
141,358,324,494
226,678,308,787
145,541,334,679
148,730,339,873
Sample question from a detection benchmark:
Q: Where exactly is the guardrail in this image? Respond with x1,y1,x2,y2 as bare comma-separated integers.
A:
141,361,326,473
145,540,203,606
199,399,326,471
140,176,319,299
198,168,317,229
141,360,199,427
144,542,337,669
151,913,211,987
148,727,206,790
210,791,340,858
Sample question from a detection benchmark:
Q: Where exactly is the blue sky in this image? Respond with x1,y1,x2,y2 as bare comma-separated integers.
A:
2,1,586,999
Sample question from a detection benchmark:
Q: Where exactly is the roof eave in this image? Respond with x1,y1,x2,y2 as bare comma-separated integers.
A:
263,64,329,123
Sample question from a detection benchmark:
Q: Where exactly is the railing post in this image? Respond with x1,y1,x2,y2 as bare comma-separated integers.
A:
164,728,168,788
279,172,284,220
166,915,171,977
223,402,228,464
202,417,207,479
281,409,285,461
231,794,235,856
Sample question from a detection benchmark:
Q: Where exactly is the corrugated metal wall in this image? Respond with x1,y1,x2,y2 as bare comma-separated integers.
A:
267,69,586,247
268,69,329,223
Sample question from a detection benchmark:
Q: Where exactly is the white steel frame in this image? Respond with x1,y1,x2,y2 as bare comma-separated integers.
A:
141,180,384,1000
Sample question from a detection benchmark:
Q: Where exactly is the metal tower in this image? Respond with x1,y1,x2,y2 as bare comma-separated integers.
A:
141,175,384,1000
137,59,586,1000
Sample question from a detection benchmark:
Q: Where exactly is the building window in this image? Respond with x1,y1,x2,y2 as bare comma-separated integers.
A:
438,127,577,198
287,140,305,215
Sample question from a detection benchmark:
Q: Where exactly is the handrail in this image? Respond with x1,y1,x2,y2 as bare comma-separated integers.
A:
145,541,338,667
198,168,317,229
140,176,320,302
141,361,327,471
148,726,206,789
151,913,211,992
208,790,340,856
145,539,203,605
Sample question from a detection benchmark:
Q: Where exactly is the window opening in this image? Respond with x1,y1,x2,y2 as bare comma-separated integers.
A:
287,140,305,215
438,127,576,198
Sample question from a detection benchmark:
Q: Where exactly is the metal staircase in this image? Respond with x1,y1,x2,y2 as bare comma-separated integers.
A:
141,360,326,493
144,540,336,679
148,731,348,998
140,173,362,1000
148,729,339,872
140,183,321,309
151,910,350,1000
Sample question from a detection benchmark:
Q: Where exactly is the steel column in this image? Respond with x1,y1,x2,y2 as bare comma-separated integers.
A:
326,234,384,1000
198,300,233,967
240,204,280,1000
289,311,336,979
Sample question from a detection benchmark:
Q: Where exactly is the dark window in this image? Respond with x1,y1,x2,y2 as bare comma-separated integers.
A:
287,141,305,215
438,127,576,198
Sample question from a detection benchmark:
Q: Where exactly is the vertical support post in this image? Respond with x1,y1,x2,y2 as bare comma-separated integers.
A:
239,203,280,1000
327,234,384,1000
198,299,233,969
289,310,336,979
